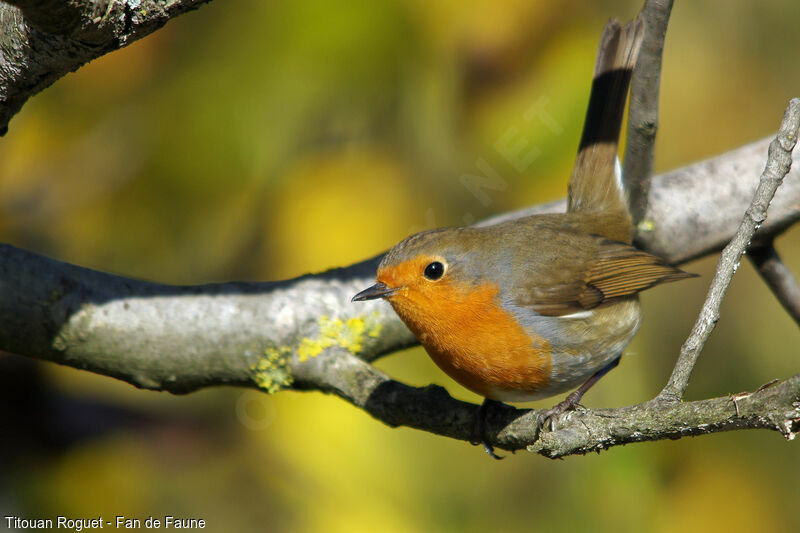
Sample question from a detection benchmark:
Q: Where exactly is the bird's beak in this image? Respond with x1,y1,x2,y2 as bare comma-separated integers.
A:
351,282,398,302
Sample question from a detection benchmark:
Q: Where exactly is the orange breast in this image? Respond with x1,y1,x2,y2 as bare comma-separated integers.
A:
387,279,552,400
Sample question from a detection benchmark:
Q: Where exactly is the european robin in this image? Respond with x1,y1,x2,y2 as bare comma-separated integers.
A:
353,15,695,457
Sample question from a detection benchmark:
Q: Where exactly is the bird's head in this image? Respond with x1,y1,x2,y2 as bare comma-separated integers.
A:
352,228,482,324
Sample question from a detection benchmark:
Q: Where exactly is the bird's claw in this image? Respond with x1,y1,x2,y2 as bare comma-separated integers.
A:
538,392,585,430
474,398,505,460
482,441,504,460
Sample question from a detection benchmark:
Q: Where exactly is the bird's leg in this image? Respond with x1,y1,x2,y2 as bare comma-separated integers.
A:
473,398,505,460
539,354,622,430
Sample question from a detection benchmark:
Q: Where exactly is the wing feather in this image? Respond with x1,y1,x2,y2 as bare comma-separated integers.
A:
517,238,696,317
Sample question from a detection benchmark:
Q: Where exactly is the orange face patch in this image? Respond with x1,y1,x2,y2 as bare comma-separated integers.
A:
378,257,552,399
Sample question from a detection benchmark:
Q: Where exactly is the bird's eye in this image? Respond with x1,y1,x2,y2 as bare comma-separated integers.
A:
423,261,445,281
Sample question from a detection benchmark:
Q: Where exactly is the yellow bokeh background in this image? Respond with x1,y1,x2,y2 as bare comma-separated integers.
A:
2,1,799,532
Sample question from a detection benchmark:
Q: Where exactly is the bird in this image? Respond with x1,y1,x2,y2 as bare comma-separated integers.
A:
352,14,695,458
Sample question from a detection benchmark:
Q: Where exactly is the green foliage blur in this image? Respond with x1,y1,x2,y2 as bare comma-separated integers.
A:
2,1,799,531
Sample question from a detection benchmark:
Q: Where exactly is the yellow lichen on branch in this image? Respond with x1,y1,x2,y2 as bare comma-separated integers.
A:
297,313,382,361
252,346,293,393
251,312,383,393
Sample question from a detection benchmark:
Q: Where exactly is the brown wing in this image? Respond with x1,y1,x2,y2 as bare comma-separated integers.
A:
520,240,696,317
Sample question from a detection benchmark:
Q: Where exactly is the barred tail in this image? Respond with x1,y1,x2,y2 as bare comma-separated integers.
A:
567,15,645,243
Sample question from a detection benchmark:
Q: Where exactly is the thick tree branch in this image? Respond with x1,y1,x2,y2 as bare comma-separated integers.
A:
659,99,800,401
0,0,211,134
623,0,673,224
1,133,799,396
748,242,800,328
0,247,415,393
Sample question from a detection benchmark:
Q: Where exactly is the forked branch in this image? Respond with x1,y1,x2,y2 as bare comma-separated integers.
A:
658,98,800,402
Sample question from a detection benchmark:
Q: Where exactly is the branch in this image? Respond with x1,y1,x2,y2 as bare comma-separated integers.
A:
659,98,800,401
747,242,800,328
0,246,416,393
295,348,800,458
0,0,212,134
623,0,673,224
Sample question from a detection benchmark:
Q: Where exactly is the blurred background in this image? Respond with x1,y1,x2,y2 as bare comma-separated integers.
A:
1,0,799,531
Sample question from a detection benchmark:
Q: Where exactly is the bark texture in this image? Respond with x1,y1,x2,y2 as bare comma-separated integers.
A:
0,0,211,134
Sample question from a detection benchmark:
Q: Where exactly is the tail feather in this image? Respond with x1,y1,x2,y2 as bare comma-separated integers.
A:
567,15,645,243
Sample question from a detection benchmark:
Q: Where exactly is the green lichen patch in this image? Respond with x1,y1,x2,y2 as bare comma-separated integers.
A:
637,218,655,232
251,346,293,393
297,312,383,362
250,312,384,391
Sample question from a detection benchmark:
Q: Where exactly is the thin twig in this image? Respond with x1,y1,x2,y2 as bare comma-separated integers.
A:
748,242,800,328
658,98,800,402
624,0,674,225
